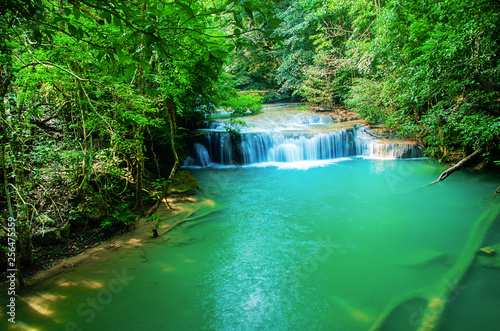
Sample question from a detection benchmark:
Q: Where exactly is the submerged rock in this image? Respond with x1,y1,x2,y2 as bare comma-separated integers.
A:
478,246,496,255
477,244,500,269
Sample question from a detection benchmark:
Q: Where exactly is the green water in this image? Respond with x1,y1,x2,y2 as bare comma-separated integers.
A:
3,159,500,330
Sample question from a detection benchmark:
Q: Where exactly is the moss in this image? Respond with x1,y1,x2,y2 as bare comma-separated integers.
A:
76,194,107,224
168,170,199,195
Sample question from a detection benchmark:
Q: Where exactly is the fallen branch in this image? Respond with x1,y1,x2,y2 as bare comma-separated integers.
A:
433,149,482,183
494,185,500,198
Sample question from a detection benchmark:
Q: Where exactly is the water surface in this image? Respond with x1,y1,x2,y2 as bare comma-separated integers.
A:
3,159,500,331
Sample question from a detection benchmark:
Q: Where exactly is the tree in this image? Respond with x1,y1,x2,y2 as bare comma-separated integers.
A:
272,0,322,97
344,0,500,165
0,0,280,277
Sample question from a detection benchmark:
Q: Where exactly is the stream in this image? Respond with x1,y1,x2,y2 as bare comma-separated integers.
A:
2,106,500,331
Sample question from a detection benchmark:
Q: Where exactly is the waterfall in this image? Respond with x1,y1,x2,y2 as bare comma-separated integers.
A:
353,125,424,159
183,112,423,167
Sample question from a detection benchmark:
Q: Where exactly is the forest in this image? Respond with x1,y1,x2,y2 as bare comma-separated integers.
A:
1,0,499,280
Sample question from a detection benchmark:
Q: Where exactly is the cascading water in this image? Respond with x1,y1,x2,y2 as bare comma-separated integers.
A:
184,107,423,167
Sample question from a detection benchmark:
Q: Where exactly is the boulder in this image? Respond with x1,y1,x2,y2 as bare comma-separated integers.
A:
34,227,61,246
77,196,107,223
168,171,199,195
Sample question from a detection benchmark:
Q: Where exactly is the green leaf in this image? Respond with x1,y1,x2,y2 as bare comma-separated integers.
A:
77,27,84,40
67,24,78,38
96,51,106,61
125,63,136,78
100,10,112,24
175,1,195,18
139,60,151,73
244,6,253,20
73,6,81,20
115,49,127,62
113,15,122,27
134,18,150,26
268,18,281,28
236,14,244,29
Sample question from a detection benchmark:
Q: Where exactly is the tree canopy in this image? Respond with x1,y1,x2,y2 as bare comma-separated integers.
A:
230,0,500,162
0,0,279,272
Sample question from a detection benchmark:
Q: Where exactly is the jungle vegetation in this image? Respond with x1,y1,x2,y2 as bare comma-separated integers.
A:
1,0,499,278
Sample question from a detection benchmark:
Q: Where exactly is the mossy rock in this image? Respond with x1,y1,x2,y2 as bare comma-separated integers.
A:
60,222,70,237
477,243,500,269
77,195,107,223
478,246,496,255
168,171,199,195
34,227,61,246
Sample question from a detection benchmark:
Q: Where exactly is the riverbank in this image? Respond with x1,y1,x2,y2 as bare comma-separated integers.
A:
23,194,209,290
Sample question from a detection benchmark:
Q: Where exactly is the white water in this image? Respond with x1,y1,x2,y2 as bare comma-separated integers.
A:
184,107,423,167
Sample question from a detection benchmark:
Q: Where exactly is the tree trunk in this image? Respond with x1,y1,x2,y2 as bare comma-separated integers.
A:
133,10,146,212
76,87,92,198
133,126,145,212
10,125,34,268
147,97,179,216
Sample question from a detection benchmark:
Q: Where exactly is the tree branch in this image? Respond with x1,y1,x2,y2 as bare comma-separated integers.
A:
68,0,105,25
433,149,483,183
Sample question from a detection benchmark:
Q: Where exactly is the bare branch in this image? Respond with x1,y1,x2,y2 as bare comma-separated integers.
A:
433,149,483,183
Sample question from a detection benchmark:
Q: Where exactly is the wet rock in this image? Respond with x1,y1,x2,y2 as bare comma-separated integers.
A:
34,227,61,246
478,246,495,255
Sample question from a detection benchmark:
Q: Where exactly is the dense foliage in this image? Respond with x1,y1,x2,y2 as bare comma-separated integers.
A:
231,0,500,162
1,0,499,276
0,0,278,272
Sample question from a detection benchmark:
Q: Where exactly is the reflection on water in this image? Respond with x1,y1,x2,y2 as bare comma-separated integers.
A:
2,159,500,331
